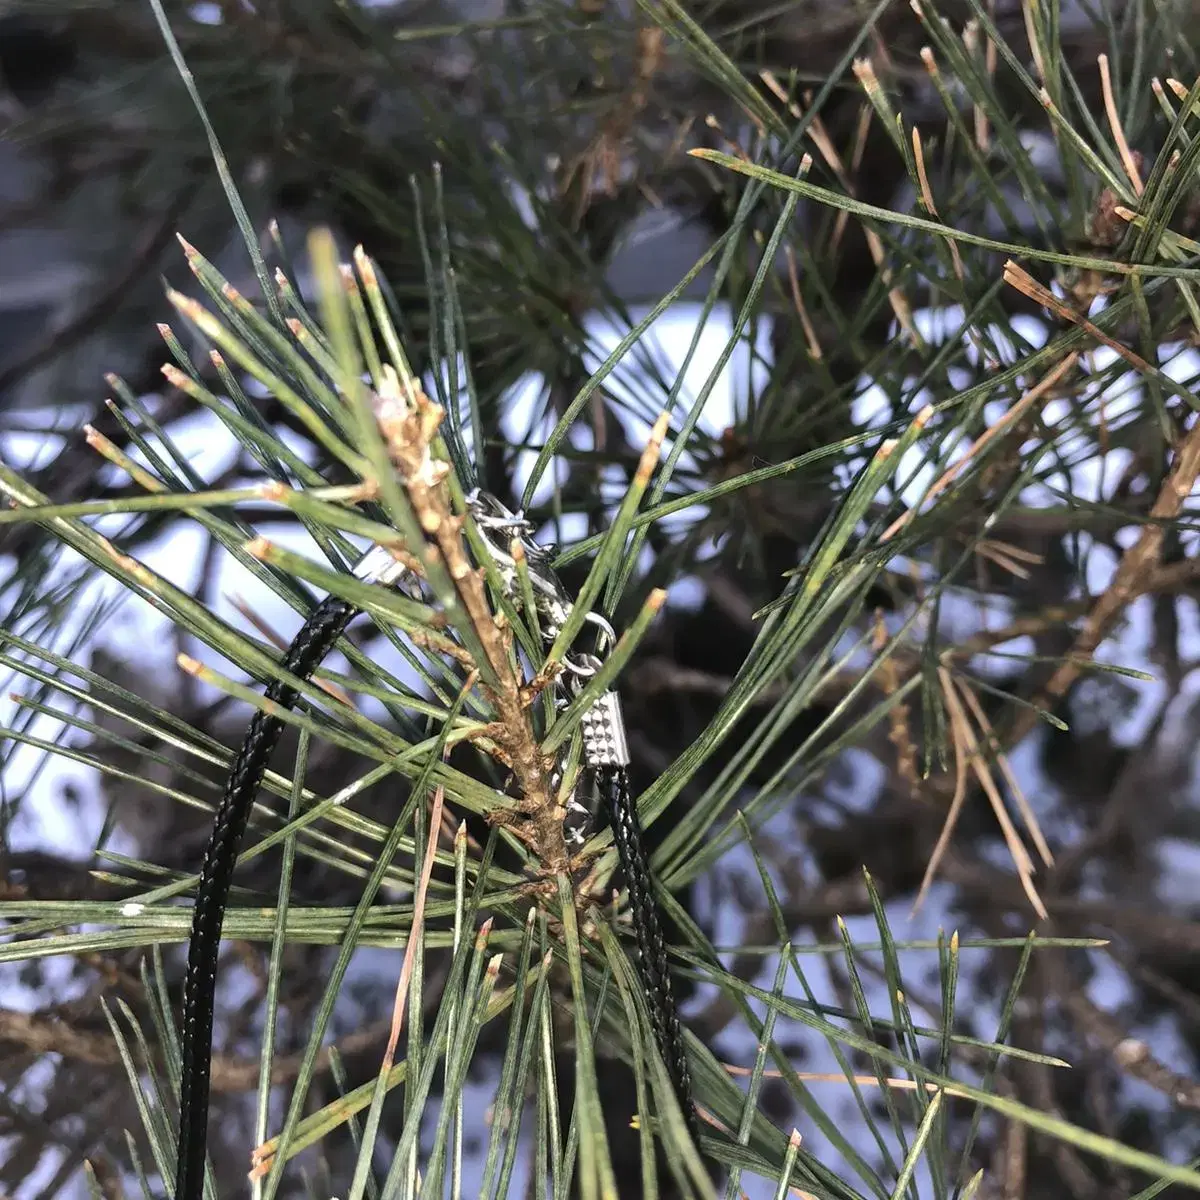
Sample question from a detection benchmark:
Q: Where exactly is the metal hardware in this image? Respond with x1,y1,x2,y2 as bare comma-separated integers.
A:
570,652,632,769
578,690,630,769
353,542,412,587
466,501,693,1138
465,488,573,640
176,489,693,1200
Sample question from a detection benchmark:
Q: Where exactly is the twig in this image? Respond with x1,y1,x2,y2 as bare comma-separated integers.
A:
1066,989,1200,1109
368,369,563,864
1017,413,1200,741
0,1008,390,1094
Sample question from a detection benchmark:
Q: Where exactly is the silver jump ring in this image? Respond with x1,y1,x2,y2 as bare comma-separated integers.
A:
583,610,617,652
556,612,616,676
561,651,603,678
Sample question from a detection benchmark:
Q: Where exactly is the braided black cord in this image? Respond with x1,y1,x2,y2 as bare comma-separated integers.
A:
174,596,357,1200
599,765,699,1143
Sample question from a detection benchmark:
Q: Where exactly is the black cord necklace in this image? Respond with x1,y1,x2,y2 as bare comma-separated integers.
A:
599,764,698,1142
174,594,354,1200
173,494,695,1198
173,547,410,1200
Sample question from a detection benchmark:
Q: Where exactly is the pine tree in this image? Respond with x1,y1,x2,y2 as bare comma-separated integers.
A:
2,0,1200,1195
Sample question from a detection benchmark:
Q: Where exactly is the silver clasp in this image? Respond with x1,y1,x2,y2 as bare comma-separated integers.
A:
363,489,631,821
564,643,630,771
466,488,574,642
579,687,631,769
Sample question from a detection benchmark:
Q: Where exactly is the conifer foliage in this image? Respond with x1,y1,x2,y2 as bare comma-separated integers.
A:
2,0,1200,1196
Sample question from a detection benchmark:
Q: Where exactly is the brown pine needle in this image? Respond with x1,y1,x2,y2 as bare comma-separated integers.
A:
958,683,1054,869
914,666,972,915
1099,55,1145,196
1003,263,1154,375
942,673,1047,919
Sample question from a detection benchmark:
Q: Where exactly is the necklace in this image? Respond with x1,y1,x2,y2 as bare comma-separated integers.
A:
173,490,695,1199
469,493,699,1142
